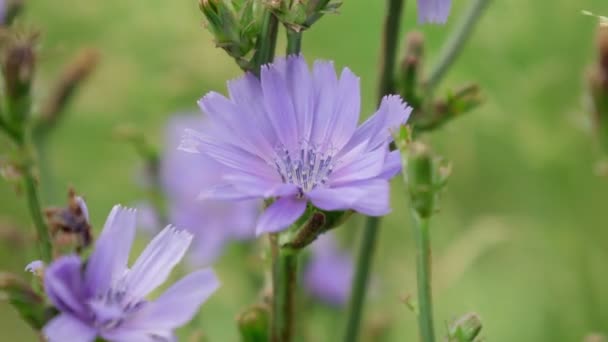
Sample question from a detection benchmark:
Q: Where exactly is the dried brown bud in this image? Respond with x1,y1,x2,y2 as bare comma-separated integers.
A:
39,48,99,128
2,35,36,125
45,188,92,255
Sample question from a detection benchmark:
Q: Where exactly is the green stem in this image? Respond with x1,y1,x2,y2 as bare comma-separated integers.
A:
412,211,435,342
377,0,405,98
22,165,52,262
343,216,380,342
425,0,491,93
344,1,405,341
254,11,279,74
286,29,302,55
271,244,299,342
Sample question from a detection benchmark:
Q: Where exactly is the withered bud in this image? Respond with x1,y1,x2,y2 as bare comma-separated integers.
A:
45,188,92,254
3,36,35,99
2,34,37,126
589,25,608,155
39,48,99,127
400,32,425,105
597,25,608,78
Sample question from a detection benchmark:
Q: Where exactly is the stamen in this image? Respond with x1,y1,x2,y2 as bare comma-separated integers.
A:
273,142,336,192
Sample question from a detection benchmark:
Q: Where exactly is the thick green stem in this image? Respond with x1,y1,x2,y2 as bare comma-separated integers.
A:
286,29,302,55
412,211,435,342
344,1,405,341
343,216,380,342
22,165,52,262
425,0,491,93
271,245,299,342
254,11,279,74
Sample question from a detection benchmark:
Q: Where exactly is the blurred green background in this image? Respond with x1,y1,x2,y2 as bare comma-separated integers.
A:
1,0,608,341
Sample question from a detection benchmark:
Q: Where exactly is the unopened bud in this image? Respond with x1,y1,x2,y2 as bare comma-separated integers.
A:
38,49,99,133
448,312,482,342
271,0,342,32
237,304,270,342
200,0,262,70
400,32,425,106
3,36,36,127
404,141,450,218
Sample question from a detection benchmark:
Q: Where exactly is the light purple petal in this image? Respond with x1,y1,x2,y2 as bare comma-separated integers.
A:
261,62,299,152
85,205,136,295
198,183,262,201
227,73,278,157
198,92,271,158
310,60,338,147
283,55,315,143
124,226,192,298
378,150,403,179
307,179,390,214
44,255,87,317
418,0,451,24
101,329,175,342
43,314,96,342
323,67,360,150
255,196,307,235
179,128,275,180
351,180,391,216
329,147,386,186
343,95,411,153
127,269,219,330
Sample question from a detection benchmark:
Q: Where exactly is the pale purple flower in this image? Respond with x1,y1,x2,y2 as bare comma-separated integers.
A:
42,205,219,342
418,0,451,24
162,115,259,266
304,233,354,306
181,55,411,235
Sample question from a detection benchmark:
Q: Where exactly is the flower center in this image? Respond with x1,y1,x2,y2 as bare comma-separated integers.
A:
273,144,335,193
89,288,145,331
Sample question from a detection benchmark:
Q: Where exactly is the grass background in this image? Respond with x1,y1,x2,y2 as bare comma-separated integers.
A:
1,0,608,340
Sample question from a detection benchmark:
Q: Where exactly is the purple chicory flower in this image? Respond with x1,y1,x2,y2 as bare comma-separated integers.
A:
180,55,412,235
41,205,220,342
162,115,260,266
304,233,354,307
418,0,451,24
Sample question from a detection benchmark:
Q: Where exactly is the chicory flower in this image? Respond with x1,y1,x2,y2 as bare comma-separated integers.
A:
42,205,219,341
181,55,411,235
418,0,451,24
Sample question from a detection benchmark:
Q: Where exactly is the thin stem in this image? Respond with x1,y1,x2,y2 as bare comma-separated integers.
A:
425,0,491,93
22,165,53,262
254,10,279,74
377,0,405,98
343,216,380,342
412,211,435,342
344,1,405,341
286,29,302,55
271,247,299,342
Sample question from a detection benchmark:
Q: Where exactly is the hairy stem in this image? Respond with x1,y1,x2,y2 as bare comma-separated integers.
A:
426,0,491,93
412,211,435,342
344,1,405,341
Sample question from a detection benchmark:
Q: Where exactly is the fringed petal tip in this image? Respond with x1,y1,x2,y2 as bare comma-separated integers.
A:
161,225,194,244
75,197,90,222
